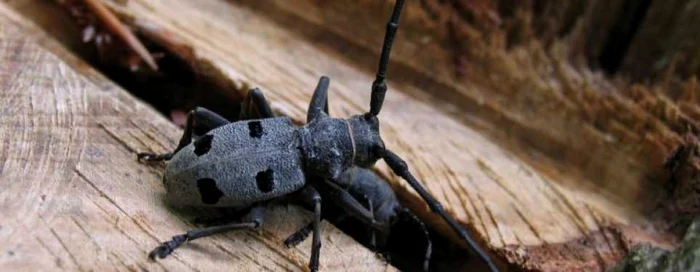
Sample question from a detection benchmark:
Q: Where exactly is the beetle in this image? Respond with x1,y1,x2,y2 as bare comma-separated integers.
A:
283,167,433,271
165,86,434,270
137,1,499,271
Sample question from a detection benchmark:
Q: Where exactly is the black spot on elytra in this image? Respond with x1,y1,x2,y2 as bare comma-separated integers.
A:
197,178,224,205
248,121,264,138
193,134,213,156
255,169,275,192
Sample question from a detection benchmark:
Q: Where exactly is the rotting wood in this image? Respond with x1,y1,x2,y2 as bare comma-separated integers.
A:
620,0,700,81
0,4,396,271
5,0,699,271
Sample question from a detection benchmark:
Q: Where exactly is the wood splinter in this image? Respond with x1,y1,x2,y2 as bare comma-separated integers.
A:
81,0,158,71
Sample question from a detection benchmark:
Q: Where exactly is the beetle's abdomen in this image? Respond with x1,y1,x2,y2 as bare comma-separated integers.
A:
163,117,305,207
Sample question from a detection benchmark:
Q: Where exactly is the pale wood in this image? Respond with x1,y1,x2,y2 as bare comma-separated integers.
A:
5,0,695,271
89,0,662,267
55,0,680,269
0,5,396,271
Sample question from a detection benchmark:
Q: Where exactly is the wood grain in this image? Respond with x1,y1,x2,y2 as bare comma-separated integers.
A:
89,0,658,267
0,4,395,271
5,0,697,271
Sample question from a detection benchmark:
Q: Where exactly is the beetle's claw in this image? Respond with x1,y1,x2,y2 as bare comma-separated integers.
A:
148,244,172,260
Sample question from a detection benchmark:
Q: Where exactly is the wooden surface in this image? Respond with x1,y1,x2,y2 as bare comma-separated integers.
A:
0,4,396,271
89,0,668,269
4,0,698,271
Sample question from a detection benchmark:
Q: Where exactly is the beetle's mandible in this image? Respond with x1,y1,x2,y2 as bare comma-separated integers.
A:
137,1,499,271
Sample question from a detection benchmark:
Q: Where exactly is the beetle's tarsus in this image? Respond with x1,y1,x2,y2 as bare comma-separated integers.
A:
137,152,172,162
284,222,313,247
149,234,188,260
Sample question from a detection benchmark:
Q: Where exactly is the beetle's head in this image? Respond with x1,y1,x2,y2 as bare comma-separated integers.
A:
348,114,385,167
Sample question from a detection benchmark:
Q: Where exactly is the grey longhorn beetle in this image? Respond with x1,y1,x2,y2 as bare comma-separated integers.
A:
137,0,499,271
176,96,434,270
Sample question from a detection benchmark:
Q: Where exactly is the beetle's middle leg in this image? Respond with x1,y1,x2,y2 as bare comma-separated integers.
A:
138,107,229,162
240,87,275,119
149,204,266,259
307,76,331,122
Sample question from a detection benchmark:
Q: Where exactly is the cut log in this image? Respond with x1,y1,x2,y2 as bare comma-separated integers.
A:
0,4,395,271
5,0,698,271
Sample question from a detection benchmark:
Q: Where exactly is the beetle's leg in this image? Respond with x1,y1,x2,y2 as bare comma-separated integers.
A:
288,186,323,272
316,180,385,231
284,222,313,247
138,107,229,162
149,204,266,259
381,149,500,272
307,76,330,123
284,214,353,247
240,88,275,119
360,194,377,249
399,207,432,272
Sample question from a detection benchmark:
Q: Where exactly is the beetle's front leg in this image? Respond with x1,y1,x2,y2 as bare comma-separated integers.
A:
138,107,229,162
286,186,323,272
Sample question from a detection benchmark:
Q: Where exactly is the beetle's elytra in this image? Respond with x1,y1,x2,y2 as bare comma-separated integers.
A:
138,1,499,271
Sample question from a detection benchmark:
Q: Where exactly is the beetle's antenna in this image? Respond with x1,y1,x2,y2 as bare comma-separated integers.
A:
382,149,501,272
369,0,405,117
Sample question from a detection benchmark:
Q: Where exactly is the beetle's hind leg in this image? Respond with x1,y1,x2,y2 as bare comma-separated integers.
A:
138,107,229,162
149,204,266,259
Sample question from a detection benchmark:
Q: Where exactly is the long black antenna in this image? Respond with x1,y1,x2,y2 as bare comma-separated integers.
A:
369,0,405,117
